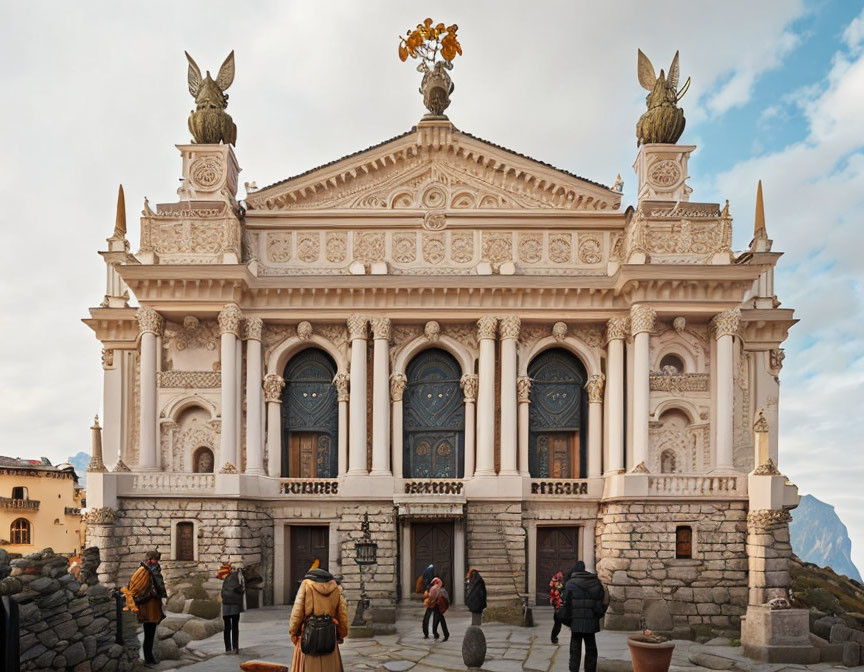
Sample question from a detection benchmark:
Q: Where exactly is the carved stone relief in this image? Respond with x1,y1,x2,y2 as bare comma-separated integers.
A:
267,233,292,263
392,234,417,264
519,233,543,264
296,233,320,263
422,233,445,264
482,232,513,265
450,232,474,263
326,232,347,263
354,232,385,262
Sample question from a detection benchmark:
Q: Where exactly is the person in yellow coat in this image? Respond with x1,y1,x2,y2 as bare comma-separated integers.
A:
127,550,167,666
289,567,349,672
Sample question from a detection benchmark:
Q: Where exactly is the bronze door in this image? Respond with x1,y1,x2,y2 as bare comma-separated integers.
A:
412,523,454,600
536,526,580,605
288,526,329,602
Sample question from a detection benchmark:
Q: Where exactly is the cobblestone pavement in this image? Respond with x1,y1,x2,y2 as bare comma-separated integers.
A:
149,605,843,672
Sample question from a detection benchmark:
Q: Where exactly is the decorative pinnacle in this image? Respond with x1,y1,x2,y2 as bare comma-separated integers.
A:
754,180,767,240
398,19,461,118
113,185,126,239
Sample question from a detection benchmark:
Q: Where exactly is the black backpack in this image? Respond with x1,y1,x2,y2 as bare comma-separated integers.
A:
300,613,337,655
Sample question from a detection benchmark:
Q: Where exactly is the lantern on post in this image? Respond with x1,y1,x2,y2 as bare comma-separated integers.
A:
351,512,378,631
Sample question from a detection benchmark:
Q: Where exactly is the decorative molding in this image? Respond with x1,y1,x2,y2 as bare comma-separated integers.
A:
263,374,286,403
217,304,243,337
165,316,219,351
477,315,498,340
460,374,479,402
630,305,656,335
585,374,605,403
85,507,118,525
347,314,368,340
606,317,629,343
517,375,532,403
390,373,407,402
423,212,446,231
136,306,163,336
747,509,792,528
158,371,221,388
649,373,709,393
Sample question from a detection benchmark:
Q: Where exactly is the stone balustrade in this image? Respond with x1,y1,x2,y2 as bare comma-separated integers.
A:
0,496,40,510
130,472,215,493
647,473,746,497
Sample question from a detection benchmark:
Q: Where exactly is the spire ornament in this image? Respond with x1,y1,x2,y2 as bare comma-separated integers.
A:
112,185,127,240
636,50,691,145
754,179,767,240
398,19,462,118
185,50,237,145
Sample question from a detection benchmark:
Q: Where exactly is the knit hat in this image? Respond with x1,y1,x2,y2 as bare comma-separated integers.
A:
217,562,233,580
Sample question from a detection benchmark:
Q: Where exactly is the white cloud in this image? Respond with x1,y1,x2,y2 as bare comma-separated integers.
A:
843,6,864,52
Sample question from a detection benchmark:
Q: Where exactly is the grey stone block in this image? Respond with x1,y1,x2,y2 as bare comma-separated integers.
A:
462,625,486,668
843,641,861,667
832,623,853,643
64,641,88,667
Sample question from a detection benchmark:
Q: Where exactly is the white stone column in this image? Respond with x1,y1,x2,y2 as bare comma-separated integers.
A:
390,374,407,478
461,374,478,479
347,315,369,475
582,519,597,572
245,318,264,475
712,308,740,471
630,305,656,472
370,318,391,476
585,375,605,478
517,376,531,476
218,304,243,471
475,316,498,476
136,307,162,470
264,374,285,477
605,317,628,473
334,373,350,477
499,315,520,476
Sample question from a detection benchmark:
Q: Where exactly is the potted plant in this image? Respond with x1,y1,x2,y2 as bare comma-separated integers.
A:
627,628,675,672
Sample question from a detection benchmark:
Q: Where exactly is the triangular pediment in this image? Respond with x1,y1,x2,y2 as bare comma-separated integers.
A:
246,123,621,212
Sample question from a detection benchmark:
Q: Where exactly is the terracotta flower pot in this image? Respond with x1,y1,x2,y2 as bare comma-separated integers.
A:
627,635,675,672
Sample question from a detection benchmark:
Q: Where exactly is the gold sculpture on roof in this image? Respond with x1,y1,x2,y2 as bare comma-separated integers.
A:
185,50,237,145
636,50,691,146
398,19,462,118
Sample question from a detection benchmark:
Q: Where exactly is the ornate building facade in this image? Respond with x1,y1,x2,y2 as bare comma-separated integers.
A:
83,49,805,653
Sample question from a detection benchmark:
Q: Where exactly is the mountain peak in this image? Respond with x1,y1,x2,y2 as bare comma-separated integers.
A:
791,493,861,583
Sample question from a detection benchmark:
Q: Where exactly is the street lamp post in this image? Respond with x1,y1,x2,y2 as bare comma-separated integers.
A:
350,512,378,635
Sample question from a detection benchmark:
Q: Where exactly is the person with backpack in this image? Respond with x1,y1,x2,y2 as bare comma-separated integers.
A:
127,550,167,666
217,561,245,654
465,568,487,626
559,561,608,672
289,567,348,672
416,563,437,638
549,570,566,644
423,577,450,641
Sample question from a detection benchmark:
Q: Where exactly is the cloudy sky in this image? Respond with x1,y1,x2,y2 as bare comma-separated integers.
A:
1,1,863,568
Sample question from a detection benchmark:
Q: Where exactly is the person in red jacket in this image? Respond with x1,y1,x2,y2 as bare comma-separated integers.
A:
423,577,450,641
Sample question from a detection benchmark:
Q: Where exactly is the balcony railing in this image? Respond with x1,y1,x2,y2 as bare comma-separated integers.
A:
647,474,746,497
0,497,40,511
130,473,215,493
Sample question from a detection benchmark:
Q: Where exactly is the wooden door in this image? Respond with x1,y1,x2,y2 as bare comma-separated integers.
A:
176,522,194,561
412,523,454,600
536,526,580,605
290,433,320,478
549,433,579,479
288,526,329,602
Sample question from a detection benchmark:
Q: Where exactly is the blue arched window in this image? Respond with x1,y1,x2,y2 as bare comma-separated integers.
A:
528,349,587,478
403,349,464,478
282,349,338,478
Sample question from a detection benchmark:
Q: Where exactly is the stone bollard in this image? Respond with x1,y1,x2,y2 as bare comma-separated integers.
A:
462,625,486,670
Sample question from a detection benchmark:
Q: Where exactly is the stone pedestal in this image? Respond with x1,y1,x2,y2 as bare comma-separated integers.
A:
633,143,695,203
176,143,240,205
742,606,819,663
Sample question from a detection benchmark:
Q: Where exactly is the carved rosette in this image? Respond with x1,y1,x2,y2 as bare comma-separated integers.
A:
585,374,605,403
347,315,368,340
477,316,498,341
371,317,391,341
424,321,441,342
747,509,792,531
296,321,313,341
499,315,521,341
605,317,629,343
460,374,479,403
630,305,657,336
136,306,164,336
552,322,568,342
263,374,286,403
245,317,263,342
517,376,532,403
85,507,118,525
333,372,350,402
711,308,741,339
390,373,407,402
218,304,243,337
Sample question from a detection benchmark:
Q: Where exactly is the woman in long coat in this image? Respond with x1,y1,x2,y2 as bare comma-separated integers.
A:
289,568,349,672
218,561,245,654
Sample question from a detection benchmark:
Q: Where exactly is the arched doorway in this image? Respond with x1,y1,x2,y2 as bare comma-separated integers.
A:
528,348,587,478
403,349,464,478
282,349,338,478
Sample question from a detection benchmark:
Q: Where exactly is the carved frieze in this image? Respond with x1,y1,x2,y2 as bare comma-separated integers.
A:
747,509,792,529
281,479,339,495
165,316,219,351
403,480,464,495
158,371,221,388
549,233,572,263
530,481,589,496
649,373,709,393
85,507,118,525
139,206,241,263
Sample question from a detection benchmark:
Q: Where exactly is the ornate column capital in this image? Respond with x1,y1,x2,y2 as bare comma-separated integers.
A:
218,303,243,337
297,321,313,340
605,317,629,343
460,374,479,402
517,375,532,403
136,306,164,336
347,314,368,340
262,373,285,403
371,317,391,340
477,315,498,340
390,373,407,402
499,315,521,340
585,374,605,403
711,308,741,339
334,372,350,402
630,305,656,336
244,317,263,341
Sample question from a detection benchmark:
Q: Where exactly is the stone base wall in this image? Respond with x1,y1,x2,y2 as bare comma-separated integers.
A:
86,499,274,605
746,509,793,606
467,502,525,606
596,500,748,634
3,547,139,672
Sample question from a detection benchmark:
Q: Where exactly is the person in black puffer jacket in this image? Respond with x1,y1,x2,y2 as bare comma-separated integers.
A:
560,561,608,672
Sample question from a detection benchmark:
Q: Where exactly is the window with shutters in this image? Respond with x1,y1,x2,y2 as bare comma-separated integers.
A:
176,522,195,561
675,525,693,559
